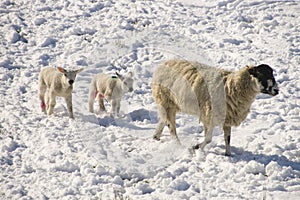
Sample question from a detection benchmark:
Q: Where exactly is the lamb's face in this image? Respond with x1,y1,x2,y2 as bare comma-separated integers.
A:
121,76,134,92
57,67,84,86
116,72,134,93
249,64,279,96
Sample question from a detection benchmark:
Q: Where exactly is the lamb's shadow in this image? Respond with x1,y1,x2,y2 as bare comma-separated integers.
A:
230,146,300,171
79,108,157,131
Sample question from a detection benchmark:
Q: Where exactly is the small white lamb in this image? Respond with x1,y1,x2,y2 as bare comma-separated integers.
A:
38,67,83,119
88,72,134,116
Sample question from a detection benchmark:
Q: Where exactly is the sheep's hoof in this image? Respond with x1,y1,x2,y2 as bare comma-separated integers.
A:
153,135,160,141
225,152,231,157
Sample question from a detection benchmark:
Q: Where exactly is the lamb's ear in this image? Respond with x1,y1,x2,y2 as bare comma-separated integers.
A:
127,71,133,78
116,72,124,80
76,68,84,74
57,67,66,74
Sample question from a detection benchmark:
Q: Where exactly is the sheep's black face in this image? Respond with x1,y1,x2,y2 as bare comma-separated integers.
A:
248,64,279,96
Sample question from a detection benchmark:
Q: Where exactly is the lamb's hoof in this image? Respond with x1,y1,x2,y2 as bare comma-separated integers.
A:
153,135,160,141
188,147,196,155
41,102,46,111
192,144,201,150
109,114,115,118
116,113,126,118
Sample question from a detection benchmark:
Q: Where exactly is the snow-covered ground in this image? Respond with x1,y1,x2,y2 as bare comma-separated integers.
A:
1,0,300,199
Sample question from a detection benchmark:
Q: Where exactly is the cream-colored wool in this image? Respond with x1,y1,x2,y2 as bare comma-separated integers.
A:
88,72,134,116
152,60,263,155
38,67,83,119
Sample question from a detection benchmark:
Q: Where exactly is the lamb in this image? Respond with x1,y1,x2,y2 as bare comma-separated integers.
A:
152,60,279,156
88,72,134,116
38,67,83,119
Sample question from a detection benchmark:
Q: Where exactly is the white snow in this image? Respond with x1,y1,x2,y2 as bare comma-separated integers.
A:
1,0,300,199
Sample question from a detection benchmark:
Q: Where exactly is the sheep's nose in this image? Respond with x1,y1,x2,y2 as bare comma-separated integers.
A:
273,89,279,96
273,83,279,96
129,88,133,92
69,80,74,85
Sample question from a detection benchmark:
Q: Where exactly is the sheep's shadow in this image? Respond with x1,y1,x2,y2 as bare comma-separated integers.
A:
229,146,300,171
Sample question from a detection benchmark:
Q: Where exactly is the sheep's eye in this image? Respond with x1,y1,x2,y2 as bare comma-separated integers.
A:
64,74,67,77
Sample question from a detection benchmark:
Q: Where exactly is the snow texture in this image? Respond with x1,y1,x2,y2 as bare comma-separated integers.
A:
0,0,299,199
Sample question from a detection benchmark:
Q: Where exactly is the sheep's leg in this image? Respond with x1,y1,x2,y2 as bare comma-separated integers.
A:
47,92,56,116
223,126,231,156
38,81,47,113
153,119,166,141
193,125,213,150
153,105,167,141
166,108,181,145
65,96,74,119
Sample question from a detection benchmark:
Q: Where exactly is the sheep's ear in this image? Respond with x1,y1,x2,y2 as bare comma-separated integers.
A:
57,67,66,74
247,66,258,78
116,72,124,80
76,68,84,74
127,71,133,78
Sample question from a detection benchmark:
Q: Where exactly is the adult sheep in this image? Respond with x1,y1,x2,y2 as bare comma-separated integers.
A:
152,60,279,156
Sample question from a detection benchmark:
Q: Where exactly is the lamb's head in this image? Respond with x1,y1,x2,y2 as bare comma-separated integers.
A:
248,64,279,96
116,72,134,92
57,67,84,86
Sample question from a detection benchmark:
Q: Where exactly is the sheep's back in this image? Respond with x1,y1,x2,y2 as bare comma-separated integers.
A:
152,60,201,114
152,60,227,125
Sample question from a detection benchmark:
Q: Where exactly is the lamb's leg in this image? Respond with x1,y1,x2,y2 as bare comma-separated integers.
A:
98,96,105,112
65,96,74,119
110,99,117,116
153,105,167,141
88,87,96,113
45,90,49,110
47,91,56,116
116,100,121,115
223,126,231,156
38,80,47,113
193,125,213,150
166,108,181,145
